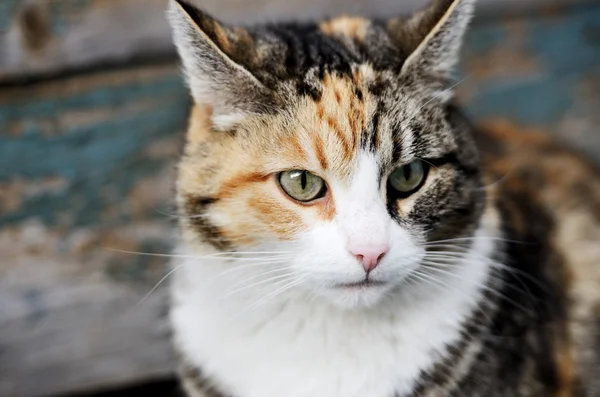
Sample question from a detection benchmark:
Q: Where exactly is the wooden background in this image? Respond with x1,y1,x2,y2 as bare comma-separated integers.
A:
1,0,599,396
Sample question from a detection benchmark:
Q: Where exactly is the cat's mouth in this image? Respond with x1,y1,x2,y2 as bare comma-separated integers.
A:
334,279,388,289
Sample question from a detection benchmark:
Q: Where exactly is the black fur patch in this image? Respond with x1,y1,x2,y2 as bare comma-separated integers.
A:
183,195,231,251
296,79,322,101
361,111,380,152
436,183,569,396
178,352,229,397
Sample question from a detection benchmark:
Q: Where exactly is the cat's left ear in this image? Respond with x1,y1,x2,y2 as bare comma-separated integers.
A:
388,0,474,84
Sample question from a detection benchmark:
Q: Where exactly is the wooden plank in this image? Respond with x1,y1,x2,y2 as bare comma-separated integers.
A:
0,63,189,397
0,0,174,82
0,0,592,82
1,4,599,397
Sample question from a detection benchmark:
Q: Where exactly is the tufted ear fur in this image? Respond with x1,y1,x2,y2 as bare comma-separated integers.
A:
167,0,276,129
387,0,475,94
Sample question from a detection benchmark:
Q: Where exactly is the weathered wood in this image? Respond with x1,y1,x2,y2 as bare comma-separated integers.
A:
458,3,600,164
0,3,599,397
0,0,174,82
0,63,189,397
0,0,592,82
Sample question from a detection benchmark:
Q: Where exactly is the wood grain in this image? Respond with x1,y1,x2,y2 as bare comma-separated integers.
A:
0,63,189,397
0,0,592,82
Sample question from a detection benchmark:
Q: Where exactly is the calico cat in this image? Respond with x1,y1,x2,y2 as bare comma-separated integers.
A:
166,0,600,395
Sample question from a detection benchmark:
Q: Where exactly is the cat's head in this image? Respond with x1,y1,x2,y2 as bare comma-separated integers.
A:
169,0,486,308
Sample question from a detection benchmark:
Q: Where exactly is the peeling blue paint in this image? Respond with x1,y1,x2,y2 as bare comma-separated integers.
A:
0,0,16,31
48,0,92,36
0,75,184,131
459,4,600,129
528,8,600,76
461,75,577,125
0,72,189,227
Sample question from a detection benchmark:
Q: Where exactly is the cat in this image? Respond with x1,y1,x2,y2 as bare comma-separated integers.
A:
166,0,600,395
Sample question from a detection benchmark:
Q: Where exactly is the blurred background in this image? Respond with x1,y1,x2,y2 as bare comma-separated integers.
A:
0,0,599,396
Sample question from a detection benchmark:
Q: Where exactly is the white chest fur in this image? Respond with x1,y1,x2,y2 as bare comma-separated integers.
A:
170,230,496,397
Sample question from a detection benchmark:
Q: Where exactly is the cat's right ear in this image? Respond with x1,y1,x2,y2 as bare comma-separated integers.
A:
387,0,474,97
168,0,275,129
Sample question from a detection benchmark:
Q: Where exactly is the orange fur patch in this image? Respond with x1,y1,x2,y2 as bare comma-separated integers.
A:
218,172,270,200
248,194,303,238
316,194,336,221
212,21,232,53
279,135,309,164
312,72,371,168
186,104,214,147
312,133,329,170
554,340,575,397
319,16,369,42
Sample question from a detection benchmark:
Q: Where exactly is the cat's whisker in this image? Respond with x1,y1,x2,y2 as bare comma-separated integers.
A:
407,270,496,324
422,253,473,260
474,171,514,192
424,246,472,255
216,265,292,291
218,272,297,300
246,276,310,311
421,249,550,293
135,260,193,308
237,276,300,308
105,247,295,260
419,262,536,317
422,252,548,299
200,261,289,284
105,248,195,259
133,252,294,309
151,205,185,218
415,157,442,172
423,236,523,245
427,260,536,303
488,262,551,293
422,252,511,274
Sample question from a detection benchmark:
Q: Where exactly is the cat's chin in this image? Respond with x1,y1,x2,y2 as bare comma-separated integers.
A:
317,282,394,310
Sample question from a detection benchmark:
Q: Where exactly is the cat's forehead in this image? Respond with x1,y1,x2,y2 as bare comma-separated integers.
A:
283,67,381,180
265,67,456,184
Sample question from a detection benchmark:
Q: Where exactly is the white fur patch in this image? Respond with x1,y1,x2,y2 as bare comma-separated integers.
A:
211,112,248,130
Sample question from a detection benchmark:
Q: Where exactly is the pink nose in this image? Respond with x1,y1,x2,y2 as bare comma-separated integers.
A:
349,244,389,272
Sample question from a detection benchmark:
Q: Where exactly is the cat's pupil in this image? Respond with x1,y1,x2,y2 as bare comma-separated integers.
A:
403,166,412,181
301,172,307,190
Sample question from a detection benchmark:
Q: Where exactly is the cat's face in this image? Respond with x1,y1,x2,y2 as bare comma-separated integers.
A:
170,0,484,308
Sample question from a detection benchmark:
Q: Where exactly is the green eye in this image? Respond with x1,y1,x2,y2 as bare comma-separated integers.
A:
388,160,428,196
278,170,327,202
